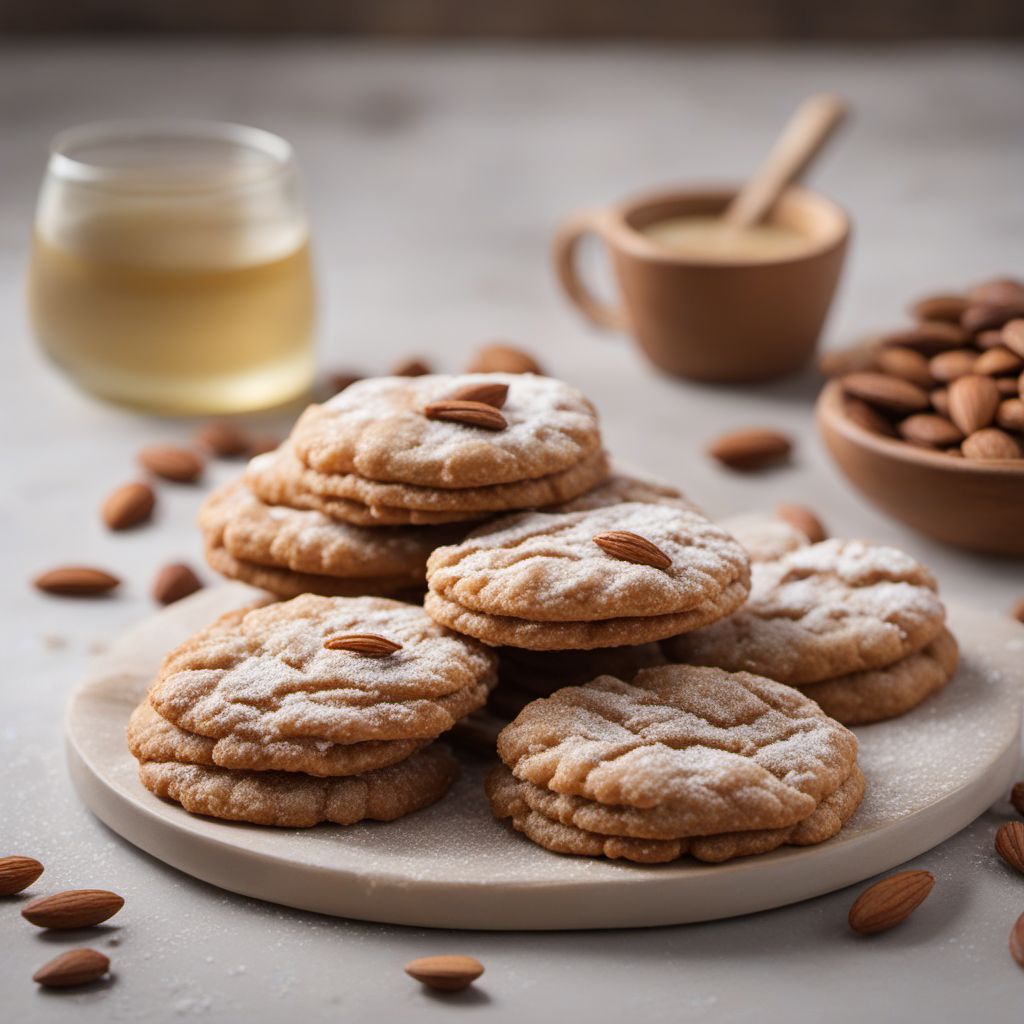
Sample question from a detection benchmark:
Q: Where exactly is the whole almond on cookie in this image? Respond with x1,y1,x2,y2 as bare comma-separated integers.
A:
961,428,1022,461
405,955,484,992
33,948,110,989
995,821,1024,874
593,530,672,569
101,481,156,531
898,414,964,448
153,563,203,605
848,870,935,934
465,342,543,375
706,428,792,470
195,421,250,457
0,855,44,895
775,504,827,543
948,375,1000,435
34,566,119,597
423,399,507,431
138,444,203,483
323,633,403,656
448,381,509,408
910,293,968,324
22,889,124,929
841,373,930,415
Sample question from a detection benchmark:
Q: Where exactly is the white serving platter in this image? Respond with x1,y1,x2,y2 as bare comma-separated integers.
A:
66,583,1022,930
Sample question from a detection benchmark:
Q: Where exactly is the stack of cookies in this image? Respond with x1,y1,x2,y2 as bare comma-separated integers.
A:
127,595,497,827
486,665,864,864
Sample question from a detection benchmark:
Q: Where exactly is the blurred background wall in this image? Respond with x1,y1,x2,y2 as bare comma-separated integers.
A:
3,0,1023,39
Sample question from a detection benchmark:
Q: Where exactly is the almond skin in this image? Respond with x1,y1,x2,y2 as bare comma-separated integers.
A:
973,346,1023,377
195,421,250,457
465,342,543,375
977,329,1008,350
877,347,933,388
898,414,964,448
22,889,124,929
910,293,968,324
961,428,1022,461
404,955,484,992
423,399,508,431
775,504,827,543
706,427,792,470
848,870,935,934
101,481,156,531
34,566,120,597
1003,319,1024,359
33,948,110,989
962,301,1024,335
324,633,403,656
138,444,204,483
843,397,896,437
448,381,509,409
841,373,930,415
0,855,44,895
1010,912,1024,969
881,321,968,355
995,821,1024,874
928,349,977,384
153,563,203,606
593,530,672,569
996,398,1024,432
948,375,1000,435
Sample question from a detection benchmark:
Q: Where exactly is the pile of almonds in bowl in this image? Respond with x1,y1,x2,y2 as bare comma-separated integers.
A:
821,276,1024,461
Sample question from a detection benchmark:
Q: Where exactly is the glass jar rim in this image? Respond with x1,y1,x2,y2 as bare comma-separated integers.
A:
47,119,295,194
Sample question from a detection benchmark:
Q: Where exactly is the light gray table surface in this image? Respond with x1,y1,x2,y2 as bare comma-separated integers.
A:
1,39,1023,1023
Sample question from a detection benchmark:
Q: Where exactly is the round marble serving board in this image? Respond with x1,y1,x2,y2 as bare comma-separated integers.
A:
66,583,1023,931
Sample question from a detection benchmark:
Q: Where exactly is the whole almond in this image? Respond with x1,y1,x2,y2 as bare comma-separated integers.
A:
995,821,1024,874
0,855,44,895
448,381,509,409
848,870,934,934
34,567,120,597
928,349,977,383
22,889,124,929
976,329,1007,350
101,481,156,531
195,421,250,457
153,563,203,606
962,302,1024,335
974,346,1023,377
138,444,203,483
930,387,950,417
423,400,507,431
948,375,1000,435
817,337,881,377
898,414,964,448
33,948,110,989
843,397,896,436
882,321,968,355
593,530,672,569
1011,912,1024,970
961,428,1022,461
841,373,930,415
392,356,431,377
324,633,402,656
404,955,484,992
775,504,827,543
996,398,1024,432
1011,779,1024,814
877,347,933,388
997,376,1020,396
910,293,968,324
1003,319,1024,359
967,277,1024,305
465,342,543,375
706,427,792,470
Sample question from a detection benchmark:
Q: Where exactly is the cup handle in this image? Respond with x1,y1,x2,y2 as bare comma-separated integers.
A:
553,209,628,331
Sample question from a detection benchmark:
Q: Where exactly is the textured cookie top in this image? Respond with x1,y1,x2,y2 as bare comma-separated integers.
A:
497,665,858,834
199,481,458,579
426,503,751,623
719,512,809,563
665,539,945,684
148,595,496,743
289,374,602,487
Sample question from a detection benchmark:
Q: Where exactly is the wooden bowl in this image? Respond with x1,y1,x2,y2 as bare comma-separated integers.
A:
816,379,1024,556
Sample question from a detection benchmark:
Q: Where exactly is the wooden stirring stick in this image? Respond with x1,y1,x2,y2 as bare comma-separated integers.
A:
722,93,848,230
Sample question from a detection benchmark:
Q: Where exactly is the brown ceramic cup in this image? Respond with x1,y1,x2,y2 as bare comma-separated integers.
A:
553,185,850,382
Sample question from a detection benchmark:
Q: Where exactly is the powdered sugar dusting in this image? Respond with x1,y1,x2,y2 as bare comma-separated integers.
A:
719,512,809,563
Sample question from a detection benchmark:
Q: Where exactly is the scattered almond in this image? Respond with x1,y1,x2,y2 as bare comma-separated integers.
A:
947,375,1000,435
1003,319,1024,359
195,421,250,457
593,530,672,569
465,342,543,375
910,293,968,324
897,414,964,448
449,381,509,408
153,563,203,606
423,399,507,431
392,356,431,377
848,870,935,934
0,855,44,895
775,504,827,543
22,889,124,929
995,821,1024,874
101,481,155,531
324,633,403,657
843,397,896,436
928,349,977,383
706,427,793,470
34,567,120,597
961,428,1022,461
876,347,932,388
1011,912,1024,970
33,948,110,989
841,373,930,415
1010,779,1024,815
996,398,1024,432
138,444,203,483
404,955,485,992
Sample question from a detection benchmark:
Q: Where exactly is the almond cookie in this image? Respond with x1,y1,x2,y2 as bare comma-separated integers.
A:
496,667,859,832
148,595,497,745
246,444,610,526
487,761,864,864
127,699,426,777
664,539,946,685
138,743,458,827
290,373,602,487
424,503,751,649
552,472,699,514
797,628,958,725
719,512,809,563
